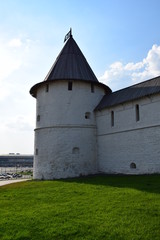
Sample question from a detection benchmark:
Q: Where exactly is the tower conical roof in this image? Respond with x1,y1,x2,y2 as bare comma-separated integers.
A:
30,32,111,97
44,35,98,82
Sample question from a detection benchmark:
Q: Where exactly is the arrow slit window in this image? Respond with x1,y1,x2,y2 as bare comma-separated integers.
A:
91,83,94,93
111,111,114,127
46,84,49,92
68,81,72,90
136,104,140,121
85,112,91,119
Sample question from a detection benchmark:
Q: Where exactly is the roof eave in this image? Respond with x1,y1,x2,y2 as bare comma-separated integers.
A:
30,79,112,98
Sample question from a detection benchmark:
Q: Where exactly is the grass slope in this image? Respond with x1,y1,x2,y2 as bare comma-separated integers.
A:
0,175,160,240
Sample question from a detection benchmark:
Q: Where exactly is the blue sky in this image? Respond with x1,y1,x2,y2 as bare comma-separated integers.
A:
0,0,160,154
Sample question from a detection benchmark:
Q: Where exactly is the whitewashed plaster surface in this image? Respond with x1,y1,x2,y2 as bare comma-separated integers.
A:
96,94,160,174
33,79,160,179
34,80,105,179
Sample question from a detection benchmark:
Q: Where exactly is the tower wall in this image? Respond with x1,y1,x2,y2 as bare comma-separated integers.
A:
34,80,105,179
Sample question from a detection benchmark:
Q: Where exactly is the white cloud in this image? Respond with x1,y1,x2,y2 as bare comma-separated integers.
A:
6,115,34,132
0,41,21,81
0,35,38,153
0,117,34,154
99,44,160,91
0,32,55,154
0,37,35,83
0,87,10,101
0,113,35,154
8,38,23,48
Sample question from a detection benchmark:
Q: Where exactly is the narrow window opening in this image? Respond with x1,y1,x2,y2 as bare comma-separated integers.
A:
72,147,79,154
136,104,140,121
37,115,40,122
130,162,136,169
68,81,72,90
91,83,94,93
85,112,91,119
35,148,38,155
111,111,114,127
46,84,49,92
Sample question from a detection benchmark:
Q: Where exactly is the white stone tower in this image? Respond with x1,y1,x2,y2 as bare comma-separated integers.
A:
30,30,111,179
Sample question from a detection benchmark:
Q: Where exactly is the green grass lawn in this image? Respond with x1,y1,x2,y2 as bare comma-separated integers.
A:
0,175,160,240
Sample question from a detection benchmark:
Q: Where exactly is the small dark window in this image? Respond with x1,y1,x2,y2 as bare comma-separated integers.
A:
68,81,72,90
85,112,91,119
72,147,79,154
111,111,114,127
136,104,140,121
46,84,49,92
91,83,94,93
35,148,38,155
37,115,40,122
130,162,136,169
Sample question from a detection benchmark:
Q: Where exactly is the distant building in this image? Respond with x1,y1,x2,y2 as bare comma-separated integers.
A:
30,30,160,179
0,154,33,167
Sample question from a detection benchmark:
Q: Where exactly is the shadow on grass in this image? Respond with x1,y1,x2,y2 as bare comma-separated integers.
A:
60,174,160,194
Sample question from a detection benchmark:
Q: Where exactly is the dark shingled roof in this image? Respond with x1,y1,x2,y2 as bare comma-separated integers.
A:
95,76,160,110
44,35,98,82
30,34,111,97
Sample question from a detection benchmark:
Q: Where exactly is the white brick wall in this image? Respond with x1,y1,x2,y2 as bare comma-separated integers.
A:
33,79,160,178
96,94,160,174
34,127,98,179
34,80,105,179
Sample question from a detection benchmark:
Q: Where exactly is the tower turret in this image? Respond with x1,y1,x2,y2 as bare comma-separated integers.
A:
30,31,111,179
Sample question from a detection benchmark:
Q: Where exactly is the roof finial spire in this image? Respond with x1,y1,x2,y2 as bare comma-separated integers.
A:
70,27,72,37
64,28,72,42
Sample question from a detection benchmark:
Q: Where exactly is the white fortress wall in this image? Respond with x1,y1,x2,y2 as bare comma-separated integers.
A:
34,80,105,179
36,81,105,126
96,93,160,174
34,127,97,179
